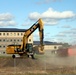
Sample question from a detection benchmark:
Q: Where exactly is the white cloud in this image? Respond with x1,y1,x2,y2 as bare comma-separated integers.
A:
28,8,76,25
0,13,14,21
0,21,6,26
0,20,17,27
56,33,67,37
61,29,76,34
44,37,65,43
61,25,71,28
35,0,51,5
8,20,17,26
71,28,76,31
22,19,32,26
36,0,62,5
22,22,31,26
29,12,40,20
0,13,17,27
55,29,76,44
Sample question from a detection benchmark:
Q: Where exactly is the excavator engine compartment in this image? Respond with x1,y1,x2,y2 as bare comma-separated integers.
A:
6,44,23,54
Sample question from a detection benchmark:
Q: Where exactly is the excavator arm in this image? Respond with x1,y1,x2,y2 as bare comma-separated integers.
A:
22,18,44,53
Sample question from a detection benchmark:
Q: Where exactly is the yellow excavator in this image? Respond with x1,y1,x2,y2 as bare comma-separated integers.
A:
6,18,44,59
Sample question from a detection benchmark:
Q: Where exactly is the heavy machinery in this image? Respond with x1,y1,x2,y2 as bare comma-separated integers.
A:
6,18,44,59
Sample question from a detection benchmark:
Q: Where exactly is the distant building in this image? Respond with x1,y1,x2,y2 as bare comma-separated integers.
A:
0,28,33,54
33,41,62,50
0,28,62,55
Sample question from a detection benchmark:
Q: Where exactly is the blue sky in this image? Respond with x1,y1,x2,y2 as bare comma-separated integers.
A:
0,0,76,45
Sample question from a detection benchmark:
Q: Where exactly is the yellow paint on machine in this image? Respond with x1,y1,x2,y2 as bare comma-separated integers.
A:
6,45,22,54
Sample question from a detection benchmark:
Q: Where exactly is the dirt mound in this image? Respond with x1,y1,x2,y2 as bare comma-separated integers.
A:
1,52,76,75
0,57,46,74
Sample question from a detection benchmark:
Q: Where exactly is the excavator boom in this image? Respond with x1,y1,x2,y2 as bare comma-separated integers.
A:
22,18,44,53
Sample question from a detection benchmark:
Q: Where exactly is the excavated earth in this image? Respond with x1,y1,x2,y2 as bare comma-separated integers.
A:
0,50,76,75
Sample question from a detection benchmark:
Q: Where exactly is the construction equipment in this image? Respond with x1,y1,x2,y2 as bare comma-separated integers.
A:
6,18,44,59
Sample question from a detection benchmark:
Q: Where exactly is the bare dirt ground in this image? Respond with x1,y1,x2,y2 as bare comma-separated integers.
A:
0,50,76,75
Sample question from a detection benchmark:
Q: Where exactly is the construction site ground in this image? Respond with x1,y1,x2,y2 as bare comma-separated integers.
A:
0,50,76,75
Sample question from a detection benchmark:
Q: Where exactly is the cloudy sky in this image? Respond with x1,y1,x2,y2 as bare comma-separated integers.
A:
0,0,76,45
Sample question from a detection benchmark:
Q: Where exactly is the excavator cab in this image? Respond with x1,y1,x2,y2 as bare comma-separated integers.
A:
26,43,33,53
26,43,35,59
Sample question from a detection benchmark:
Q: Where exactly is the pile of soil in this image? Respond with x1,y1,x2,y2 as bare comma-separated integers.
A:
0,57,76,75
0,57,46,75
